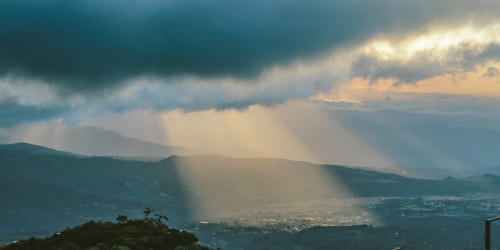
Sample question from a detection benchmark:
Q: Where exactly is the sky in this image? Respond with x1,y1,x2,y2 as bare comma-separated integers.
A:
2,0,500,164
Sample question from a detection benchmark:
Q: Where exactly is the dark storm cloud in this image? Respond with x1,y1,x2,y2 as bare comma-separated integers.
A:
1,0,496,92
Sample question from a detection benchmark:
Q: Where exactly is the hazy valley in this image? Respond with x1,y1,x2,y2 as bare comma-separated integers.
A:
2,138,500,249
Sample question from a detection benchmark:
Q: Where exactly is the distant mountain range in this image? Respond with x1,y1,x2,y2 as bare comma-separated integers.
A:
4,125,206,159
322,107,500,130
2,143,500,243
340,118,500,177
4,115,500,179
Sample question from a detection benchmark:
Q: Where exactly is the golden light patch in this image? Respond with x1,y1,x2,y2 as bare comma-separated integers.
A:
313,60,500,104
363,22,500,62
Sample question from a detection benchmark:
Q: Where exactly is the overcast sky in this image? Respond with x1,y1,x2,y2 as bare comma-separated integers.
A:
2,0,500,160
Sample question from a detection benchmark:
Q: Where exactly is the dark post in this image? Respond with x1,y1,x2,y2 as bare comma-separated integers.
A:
486,220,491,250
485,216,500,250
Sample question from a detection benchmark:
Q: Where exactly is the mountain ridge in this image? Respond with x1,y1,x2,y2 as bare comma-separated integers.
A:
3,125,206,158
0,142,82,157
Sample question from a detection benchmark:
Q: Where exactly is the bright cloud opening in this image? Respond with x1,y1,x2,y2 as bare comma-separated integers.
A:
363,22,500,62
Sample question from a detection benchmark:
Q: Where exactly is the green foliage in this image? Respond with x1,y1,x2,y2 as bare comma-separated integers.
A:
1,210,211,250
115,215,128,223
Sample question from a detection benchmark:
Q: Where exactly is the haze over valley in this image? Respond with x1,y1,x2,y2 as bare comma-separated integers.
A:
3,107,500,179
2,142,500,248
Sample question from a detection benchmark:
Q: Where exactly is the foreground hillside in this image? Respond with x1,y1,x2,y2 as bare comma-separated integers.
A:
2,143,500,248
1,209,209,250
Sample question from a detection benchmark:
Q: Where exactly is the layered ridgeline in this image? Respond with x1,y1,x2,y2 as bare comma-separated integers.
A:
2,143,500,247
2,125,205,160
4,117,500,179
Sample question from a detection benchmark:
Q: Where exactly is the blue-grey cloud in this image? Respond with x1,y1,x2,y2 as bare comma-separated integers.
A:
0,101,68,127
352,43,500,84
313,93,500,126
1,0,497,93
0,76,327,126
104,78,323,113
482,67,499,78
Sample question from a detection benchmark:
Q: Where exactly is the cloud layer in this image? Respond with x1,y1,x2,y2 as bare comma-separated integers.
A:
2,0,498,90
353,25,500,84
1,0,500,126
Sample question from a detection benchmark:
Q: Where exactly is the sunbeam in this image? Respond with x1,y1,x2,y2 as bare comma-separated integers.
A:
149,103,387,226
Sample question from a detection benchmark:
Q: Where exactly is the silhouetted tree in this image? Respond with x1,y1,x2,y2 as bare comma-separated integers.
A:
1,210,210,250
115,215,128,223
